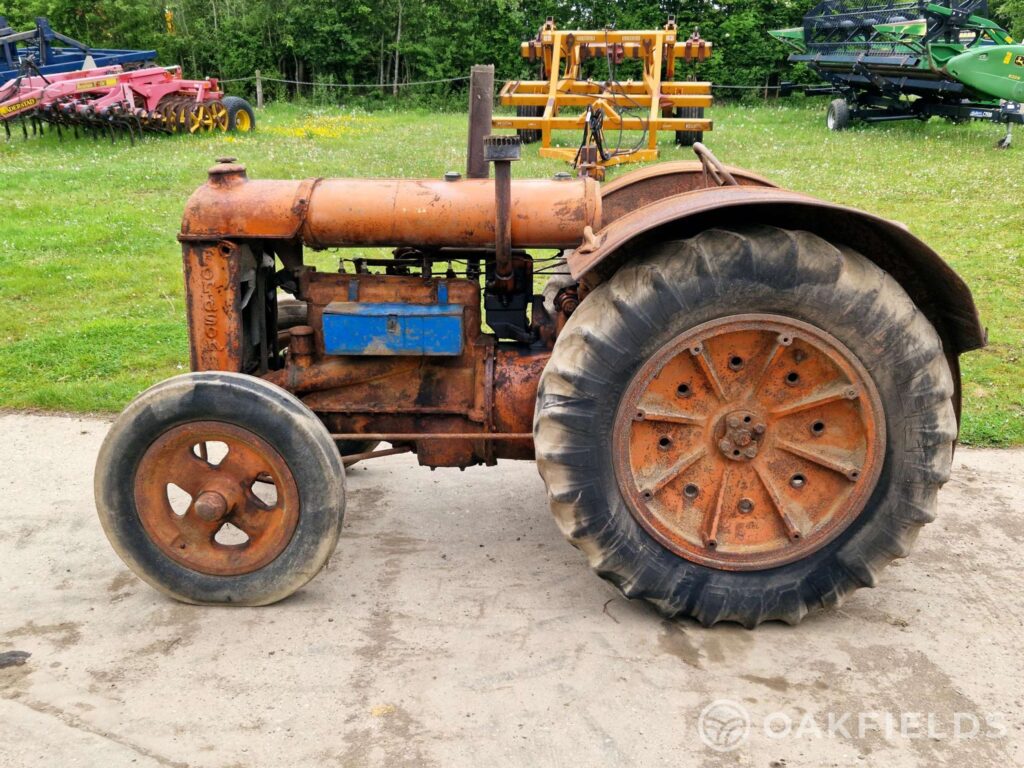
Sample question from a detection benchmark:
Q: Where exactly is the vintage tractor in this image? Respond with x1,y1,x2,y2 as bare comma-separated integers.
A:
94,118,983,626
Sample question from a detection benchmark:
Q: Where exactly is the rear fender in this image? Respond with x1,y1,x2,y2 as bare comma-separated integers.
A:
600,161,776,225
570,185,984,355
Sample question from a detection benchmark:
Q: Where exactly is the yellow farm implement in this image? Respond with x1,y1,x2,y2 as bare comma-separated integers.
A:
493,16,714,178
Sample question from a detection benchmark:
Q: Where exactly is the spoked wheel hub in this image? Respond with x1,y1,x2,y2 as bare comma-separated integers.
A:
133,421,300,576
614,313,885,571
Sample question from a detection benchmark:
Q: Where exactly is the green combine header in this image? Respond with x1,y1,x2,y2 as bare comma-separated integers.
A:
771,1,1023,146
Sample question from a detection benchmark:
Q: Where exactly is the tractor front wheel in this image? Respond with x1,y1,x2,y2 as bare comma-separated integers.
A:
95,372,345,605
535,227,956,626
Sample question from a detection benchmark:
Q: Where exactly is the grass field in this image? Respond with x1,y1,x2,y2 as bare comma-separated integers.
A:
1,99,1022,444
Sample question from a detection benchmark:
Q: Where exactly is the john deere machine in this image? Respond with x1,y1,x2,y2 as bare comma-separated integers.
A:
771,1,1024,146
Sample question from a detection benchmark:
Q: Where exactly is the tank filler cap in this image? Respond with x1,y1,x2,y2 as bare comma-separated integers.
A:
553,171,572,181
207,156,247,187
443,170,462,182
483,135,522,163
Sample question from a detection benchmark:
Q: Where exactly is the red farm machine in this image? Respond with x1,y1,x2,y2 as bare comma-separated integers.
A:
94,74,983,627
0,62,254,142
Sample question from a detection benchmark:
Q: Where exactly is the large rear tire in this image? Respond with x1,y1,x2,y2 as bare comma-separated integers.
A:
95,372,345,605
534,226,956,626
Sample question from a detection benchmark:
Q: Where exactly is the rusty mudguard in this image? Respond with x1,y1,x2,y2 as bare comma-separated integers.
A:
574,168,985,358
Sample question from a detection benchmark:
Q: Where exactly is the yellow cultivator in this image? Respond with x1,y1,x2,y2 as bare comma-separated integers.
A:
493,16,714,178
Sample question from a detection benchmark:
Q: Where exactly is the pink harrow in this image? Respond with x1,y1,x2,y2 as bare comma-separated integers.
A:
0,62,255,143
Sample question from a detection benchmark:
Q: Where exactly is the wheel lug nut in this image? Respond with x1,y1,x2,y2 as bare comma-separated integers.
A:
744,446,758,458
727,416,740,428
754,423,766,435
194,491,228,522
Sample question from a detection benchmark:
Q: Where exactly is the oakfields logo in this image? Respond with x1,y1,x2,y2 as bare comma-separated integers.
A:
697,700,1007,751
698,700,750,752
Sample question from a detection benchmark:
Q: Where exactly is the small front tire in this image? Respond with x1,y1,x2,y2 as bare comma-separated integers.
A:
95,372,345,605
827,99,851,131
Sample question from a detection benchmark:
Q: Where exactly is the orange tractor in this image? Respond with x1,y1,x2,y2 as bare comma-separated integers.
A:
95,91,982,626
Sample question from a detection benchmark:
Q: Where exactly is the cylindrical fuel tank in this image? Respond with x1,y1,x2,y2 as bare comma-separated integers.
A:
180,162,602,249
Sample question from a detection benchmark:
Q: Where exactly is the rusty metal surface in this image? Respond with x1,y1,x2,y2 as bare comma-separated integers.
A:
133,421,299,576
340,445,413,464
569,184,986,355
491,145,515,285
692,143,739,187
600,160,775,224
330,433,534,441
182,241,243,372
612,314,885,571
256,270,546,468
181,161,601,249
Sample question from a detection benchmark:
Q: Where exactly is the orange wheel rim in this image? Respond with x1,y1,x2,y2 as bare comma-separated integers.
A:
613,314,885,571
133,421,300,576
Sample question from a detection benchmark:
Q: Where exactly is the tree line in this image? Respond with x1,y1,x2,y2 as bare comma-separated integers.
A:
2,1,1021,103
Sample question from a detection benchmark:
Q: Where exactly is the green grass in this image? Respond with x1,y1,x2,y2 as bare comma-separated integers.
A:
1,99,1022,444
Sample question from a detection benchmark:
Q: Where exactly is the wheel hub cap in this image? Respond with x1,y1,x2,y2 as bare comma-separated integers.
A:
133,421,300,576
717,409,766,461
193,491,229,522
614,314,885,571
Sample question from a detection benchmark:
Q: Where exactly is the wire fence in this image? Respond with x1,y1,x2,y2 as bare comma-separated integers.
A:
219,74,472,88
217,72,785,104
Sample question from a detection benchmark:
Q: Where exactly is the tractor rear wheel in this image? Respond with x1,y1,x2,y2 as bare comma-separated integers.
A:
95,372,345,605
222,96,256,133
535,226,956,626
827,99,851,131
675,106,705,146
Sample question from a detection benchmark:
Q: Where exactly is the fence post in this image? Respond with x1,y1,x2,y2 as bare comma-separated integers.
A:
466,64,494,179
255,69,264,108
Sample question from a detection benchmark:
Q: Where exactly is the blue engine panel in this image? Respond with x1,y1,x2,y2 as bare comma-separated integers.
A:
321,285,464,357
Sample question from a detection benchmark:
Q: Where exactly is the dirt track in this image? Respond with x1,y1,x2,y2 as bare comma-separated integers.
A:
1,412,1022,767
